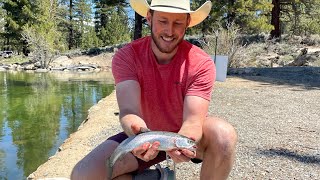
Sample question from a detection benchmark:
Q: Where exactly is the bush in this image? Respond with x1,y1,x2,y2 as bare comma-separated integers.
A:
202,24,246,68
301,34,320,46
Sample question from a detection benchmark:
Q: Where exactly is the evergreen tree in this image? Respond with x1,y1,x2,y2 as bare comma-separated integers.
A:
93,0,127,32
2,0,37,54
94,0,130,45
21,0,63,67
73,0,93,48
0,2,6,49
281,0,320,35
58,0,94,50
100,7,130,45
81,26,101,49
189,0,273,36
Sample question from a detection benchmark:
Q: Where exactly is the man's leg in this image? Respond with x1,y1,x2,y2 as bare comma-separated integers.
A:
71,139,139,180
197,116,237,180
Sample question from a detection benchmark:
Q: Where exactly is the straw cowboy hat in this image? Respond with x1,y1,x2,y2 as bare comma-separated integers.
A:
130,0,212,27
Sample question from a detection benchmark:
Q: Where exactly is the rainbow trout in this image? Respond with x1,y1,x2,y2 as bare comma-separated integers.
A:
106,131,196,180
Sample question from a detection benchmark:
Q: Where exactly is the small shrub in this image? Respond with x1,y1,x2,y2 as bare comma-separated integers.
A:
86,48,102,56
276,43,299,56
202,23,246,68
301,34,320,46
280,55,295,66
239,34,267,46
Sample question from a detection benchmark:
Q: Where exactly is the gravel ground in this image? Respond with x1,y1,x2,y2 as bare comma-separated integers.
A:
29,67,320,180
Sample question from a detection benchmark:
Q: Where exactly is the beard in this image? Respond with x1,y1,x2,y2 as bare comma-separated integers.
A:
150,25,185,54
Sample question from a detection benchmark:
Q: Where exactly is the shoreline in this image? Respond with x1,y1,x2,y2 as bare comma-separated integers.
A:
28,90,121,179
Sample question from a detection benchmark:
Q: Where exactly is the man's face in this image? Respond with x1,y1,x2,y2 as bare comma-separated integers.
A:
147,11,190,54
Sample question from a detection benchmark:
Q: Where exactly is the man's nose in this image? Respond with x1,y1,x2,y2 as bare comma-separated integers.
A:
164,23,174,36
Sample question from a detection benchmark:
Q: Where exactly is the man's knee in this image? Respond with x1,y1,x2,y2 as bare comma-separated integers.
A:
203,117,237,154
71,161,86,180
70,140,119,180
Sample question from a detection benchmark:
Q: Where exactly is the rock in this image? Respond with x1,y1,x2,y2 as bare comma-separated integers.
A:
52,56,73,67
10,64,18,69
51,67,67,71
0,67,7,71
35,69,49,73
24,64,35,70
288,48,311,66
27,173,35,180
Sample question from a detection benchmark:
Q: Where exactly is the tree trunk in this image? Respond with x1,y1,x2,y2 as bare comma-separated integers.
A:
292,3,301,35
68,0,74,50
134,12,143,40
270,0,281,39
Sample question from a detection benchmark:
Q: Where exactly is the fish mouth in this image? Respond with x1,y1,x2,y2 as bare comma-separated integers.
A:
189,145,197,152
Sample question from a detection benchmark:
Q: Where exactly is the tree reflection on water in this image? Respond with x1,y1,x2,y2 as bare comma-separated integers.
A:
0,71,114,179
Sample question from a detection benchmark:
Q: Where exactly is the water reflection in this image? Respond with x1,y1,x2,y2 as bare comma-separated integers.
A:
0,71,114,179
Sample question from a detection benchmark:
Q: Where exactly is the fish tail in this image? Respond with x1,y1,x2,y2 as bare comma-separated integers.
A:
106,158,113,180
106,149,129,180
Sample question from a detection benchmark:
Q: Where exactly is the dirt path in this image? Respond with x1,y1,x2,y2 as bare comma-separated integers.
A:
28,67,320,180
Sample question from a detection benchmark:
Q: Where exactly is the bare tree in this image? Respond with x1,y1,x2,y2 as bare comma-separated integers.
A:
21,28,57,68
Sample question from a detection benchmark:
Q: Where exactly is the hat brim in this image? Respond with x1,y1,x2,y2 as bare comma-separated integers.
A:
130,0,212,27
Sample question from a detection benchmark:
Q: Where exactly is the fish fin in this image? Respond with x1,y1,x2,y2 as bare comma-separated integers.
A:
108,149,131,179
106,158,113,180
137,127,151,134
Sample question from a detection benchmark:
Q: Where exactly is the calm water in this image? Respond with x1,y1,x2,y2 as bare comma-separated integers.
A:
0,71,114,179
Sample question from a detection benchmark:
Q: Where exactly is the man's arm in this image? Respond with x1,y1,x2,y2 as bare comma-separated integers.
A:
167,95,209,162
179,95,210,143
116,80,161,162
116,80,147,136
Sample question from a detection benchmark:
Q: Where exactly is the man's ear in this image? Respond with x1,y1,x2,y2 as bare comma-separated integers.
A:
186,14,191,28
146,11,152,26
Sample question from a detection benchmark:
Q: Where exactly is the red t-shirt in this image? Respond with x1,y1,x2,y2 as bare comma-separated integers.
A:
112,36,215,132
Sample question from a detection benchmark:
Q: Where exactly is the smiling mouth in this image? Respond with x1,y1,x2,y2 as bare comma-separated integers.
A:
162,36,174,42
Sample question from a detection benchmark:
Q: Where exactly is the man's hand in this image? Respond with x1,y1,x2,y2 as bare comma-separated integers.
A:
131,124,150,134
167,148,196,163
131,141,160,162
130,124,160,162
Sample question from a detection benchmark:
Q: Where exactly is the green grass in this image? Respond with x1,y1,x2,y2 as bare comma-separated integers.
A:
0,55,29,64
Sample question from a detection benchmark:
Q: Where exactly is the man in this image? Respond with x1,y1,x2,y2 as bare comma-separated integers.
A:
71,0,237,179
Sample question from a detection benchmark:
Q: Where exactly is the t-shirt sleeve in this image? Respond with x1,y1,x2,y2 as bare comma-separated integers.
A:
186,59,216,101
112,46,138,84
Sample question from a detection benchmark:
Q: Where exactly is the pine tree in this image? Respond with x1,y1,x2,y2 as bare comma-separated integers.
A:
100,7,130,45
270,0,320,38
21,0,64,67
93,0,127,32
189,0,273,36
94,0,130,45
2,0,37,54
0,3,6,49
73,0,93,48
81,26,101,49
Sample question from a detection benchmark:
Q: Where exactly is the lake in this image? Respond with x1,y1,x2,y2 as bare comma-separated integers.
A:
0,71,114,179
